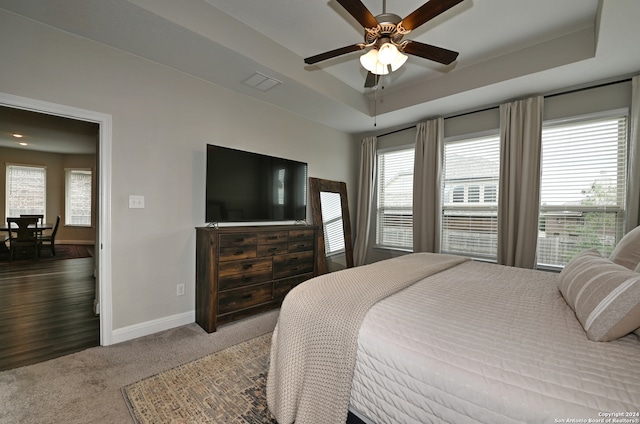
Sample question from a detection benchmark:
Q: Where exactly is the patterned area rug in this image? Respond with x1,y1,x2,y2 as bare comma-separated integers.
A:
122,333,277,424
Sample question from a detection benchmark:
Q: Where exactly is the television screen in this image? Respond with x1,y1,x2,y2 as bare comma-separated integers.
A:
206,144,308,223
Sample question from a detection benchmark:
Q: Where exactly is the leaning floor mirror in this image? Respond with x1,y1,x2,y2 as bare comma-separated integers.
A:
309,177,354,275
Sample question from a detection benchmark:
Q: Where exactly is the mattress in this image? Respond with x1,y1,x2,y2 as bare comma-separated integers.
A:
349,261,640,423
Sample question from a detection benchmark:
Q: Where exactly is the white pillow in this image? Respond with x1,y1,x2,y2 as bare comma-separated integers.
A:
559,249,640,342
609,225,640,270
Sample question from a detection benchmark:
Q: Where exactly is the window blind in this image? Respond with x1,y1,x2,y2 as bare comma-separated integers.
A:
376,148,414,249
442,135,500,259
6,164,46,219
537,114,627,268
66,169,92,226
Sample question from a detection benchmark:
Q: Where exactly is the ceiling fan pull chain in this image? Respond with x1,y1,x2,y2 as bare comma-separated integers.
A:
374,85,377,127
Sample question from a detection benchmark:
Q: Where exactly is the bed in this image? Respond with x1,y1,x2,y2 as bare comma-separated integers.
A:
266,228,640,424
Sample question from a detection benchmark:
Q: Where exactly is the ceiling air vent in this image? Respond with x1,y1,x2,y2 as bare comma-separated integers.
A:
243,72,282,92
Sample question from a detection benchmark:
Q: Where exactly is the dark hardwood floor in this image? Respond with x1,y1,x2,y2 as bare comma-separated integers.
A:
0,256,100,371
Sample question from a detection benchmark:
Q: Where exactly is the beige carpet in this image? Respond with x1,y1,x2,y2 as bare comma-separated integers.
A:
123,333,276,424
0,310,278,424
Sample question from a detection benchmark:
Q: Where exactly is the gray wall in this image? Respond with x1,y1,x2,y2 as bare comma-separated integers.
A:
0,9,357,336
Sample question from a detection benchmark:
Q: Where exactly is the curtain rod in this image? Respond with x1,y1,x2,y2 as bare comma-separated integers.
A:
376,76,633,139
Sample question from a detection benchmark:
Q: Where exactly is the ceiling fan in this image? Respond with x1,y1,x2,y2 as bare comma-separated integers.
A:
304,0,464,87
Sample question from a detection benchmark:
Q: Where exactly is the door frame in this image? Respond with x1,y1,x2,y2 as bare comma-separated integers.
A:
0,92,113,346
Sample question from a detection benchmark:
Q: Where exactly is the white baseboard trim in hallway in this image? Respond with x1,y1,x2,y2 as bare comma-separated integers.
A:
111,311,195,344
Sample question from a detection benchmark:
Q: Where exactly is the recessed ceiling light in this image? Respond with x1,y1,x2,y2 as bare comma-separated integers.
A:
19,142,28,146
12,133,24,138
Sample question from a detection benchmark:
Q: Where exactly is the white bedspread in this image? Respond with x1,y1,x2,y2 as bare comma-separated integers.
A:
349,261,640,423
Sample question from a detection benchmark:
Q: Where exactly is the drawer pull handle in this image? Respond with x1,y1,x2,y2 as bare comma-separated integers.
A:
298,244,306,248
243,294,253,300
297,234,306,238
268,247,277,252
234,250,244,256
242,264,253,270
292,267,299,271
234,238,245,242
268,236,278,240
290,257,299,261
243,276,252,282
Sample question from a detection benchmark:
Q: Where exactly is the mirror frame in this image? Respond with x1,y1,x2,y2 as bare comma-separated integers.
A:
309,177,354,275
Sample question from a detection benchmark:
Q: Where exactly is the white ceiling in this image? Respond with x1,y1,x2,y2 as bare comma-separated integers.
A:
1,0,639,137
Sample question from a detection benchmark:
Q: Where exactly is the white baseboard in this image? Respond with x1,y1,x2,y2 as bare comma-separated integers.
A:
110,310,195,344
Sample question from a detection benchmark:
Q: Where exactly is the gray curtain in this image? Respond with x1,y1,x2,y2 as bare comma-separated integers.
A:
353,136,377,266
626,75,640,232
413,118,444,253
497,96,544,268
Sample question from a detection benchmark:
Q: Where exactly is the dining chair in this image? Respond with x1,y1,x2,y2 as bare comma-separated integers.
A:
20,214,44,225
38,215,61,256
6,217,40,261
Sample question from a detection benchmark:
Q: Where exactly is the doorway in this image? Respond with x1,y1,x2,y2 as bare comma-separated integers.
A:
0,92,113,350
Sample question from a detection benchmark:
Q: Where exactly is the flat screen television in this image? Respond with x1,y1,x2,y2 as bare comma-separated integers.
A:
206,144,308,223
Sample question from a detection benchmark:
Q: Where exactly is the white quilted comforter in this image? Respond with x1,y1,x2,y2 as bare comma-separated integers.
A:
349,260,640,423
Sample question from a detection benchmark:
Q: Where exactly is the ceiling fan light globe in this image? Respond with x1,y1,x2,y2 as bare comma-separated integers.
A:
360,49,379,72
390,51,408,71
372,62,389,75
377,42,398,65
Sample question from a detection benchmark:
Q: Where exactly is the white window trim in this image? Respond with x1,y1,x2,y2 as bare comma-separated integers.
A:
374,144,414,251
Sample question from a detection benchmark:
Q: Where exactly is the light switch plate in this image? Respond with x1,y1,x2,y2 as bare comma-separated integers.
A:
129,195,145,208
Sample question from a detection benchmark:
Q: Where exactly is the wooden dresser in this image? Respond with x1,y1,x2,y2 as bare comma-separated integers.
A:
195,225,317,333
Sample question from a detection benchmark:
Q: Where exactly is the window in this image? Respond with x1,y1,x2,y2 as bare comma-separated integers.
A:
441,134,500,259
6,164,46,219
376,147,414,249
66,169,92,226
537,113,628,268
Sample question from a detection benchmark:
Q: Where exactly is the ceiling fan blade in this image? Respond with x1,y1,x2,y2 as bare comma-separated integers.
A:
304,44,364,65
400,0,464,31
403,40,459,65
364,71,379,88
337,0,379,29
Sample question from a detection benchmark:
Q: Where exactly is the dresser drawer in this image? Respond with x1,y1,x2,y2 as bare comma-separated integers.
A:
219,233,257,248
288,228,315,253
273,251,314,279
219,246,257,262
218,283,272,315
273,273,313,301
258,242,288,257
258,231,289,244
288,239,314,253
218,258,272,291
289,228,315,241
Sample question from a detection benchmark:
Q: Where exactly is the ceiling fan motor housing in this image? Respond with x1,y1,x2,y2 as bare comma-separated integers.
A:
365,13,406,46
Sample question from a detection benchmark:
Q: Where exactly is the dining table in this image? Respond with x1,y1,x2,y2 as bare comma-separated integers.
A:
0,222,53,254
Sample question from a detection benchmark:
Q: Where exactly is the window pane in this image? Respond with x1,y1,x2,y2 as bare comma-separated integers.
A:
6,165,46,218
376,148,414,249
442,135,500,259
537,115,627,268
66,169,92,226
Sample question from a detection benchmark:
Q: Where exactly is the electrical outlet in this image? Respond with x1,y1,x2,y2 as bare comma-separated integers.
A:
176,283,185,296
